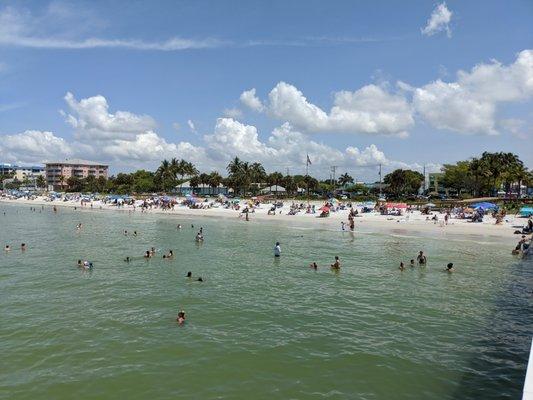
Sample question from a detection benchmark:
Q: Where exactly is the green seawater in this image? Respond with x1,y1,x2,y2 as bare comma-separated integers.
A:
0,203,531,400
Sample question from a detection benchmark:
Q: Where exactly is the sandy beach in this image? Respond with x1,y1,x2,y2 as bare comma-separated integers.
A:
1,196,528,246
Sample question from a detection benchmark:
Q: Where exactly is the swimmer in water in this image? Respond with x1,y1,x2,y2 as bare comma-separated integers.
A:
410,259,415,267
341,221,346,231
133,231,137,236
309,262,318,270
399,262,405,271
191,224,194,228
166,250,174,259
150,247,156,255
4,245,10,251
177,224,182,229
177,310,186,325
197,277,203,282
21,243,26,251
124,257,131,262
274,242,281,257
445,263,454,272
331,256,341,270
123,230,128,236
417,251,427,265
144,251,151,258
186,271,192,278
77,259,82,267
195,232,204,242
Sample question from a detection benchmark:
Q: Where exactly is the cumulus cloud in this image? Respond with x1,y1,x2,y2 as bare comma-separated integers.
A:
239,88,264,112
241,82,413,137
421,2,452,37
63,92,156,140
0,130,73,163
412,49,533,135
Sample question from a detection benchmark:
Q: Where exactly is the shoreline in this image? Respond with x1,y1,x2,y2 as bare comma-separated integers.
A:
1,197,528,246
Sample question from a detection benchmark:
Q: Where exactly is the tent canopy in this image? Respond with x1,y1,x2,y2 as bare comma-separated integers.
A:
471,202,498,210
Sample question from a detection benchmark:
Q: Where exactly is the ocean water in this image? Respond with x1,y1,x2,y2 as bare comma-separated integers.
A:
0,203,531,400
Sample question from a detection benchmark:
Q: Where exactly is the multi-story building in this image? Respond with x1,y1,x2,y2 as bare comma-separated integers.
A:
45,159,109,191
0,163,45,181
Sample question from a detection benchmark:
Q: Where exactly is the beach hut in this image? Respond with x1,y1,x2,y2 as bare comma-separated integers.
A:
260,185,287,195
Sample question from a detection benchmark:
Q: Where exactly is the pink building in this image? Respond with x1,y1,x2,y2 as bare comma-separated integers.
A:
45,159,109,190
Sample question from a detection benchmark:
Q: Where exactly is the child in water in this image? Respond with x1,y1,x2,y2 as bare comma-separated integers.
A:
309,262,318,270
177,311,186,325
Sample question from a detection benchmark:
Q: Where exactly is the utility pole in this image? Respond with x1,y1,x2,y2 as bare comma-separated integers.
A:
379,163,382,199
423,164,426,193
330,166,339,195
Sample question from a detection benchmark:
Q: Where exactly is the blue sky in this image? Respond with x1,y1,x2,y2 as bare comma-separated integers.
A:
0,0,532,179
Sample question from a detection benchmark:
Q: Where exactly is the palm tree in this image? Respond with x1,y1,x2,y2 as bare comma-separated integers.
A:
199,173,210,195
208,171,223,195
155,159,175,192
58,175,66,191
227,157,242,176
189,175,200,194
338,173,354,188
36,175,46,189
268,172,284,197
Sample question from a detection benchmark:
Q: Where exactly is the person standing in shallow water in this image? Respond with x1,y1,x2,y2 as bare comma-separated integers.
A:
274,242,281,257
331,256,341,270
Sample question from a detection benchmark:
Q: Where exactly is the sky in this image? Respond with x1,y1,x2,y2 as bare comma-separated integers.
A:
0,0,532,180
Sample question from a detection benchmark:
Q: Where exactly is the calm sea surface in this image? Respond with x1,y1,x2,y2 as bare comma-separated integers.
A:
0,203,531,399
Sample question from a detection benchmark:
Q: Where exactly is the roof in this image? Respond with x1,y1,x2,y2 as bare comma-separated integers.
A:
180,181,226,189
45,159,108,167
260,185,286,193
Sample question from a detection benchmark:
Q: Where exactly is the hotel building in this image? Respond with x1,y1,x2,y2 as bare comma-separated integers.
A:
45,159,109,190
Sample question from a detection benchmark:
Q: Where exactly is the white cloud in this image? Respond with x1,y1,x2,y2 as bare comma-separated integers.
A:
187,119,197,133
0,5,225,51
413,49,533,135
421,2,452,37
222,107,243,119
63,92,156,140
0,130,73,163
242,82,413,137
239,88,264,112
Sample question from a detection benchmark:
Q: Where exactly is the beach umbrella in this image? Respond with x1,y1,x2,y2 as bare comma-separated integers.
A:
519,207,533,217
471,202,498,210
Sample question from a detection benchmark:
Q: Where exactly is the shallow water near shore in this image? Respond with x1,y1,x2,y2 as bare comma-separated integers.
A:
0,203,531,399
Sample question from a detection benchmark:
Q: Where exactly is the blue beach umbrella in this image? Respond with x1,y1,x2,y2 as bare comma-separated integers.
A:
471,202,498,211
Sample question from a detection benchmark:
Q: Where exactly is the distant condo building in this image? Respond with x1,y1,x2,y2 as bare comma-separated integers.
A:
0,163,45,181
45,159,109,190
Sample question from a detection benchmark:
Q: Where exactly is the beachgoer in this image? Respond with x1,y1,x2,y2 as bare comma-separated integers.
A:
177,311,186,325
274,242,281,257
197,277,203,282
309,262,318,270
77,259,82,267
417,251,427,265
195,232,204,242
399,262,405,271
341,221,346,231
133,231,138,236
186,271,192,278
177,224,182,229
123,230,128,236
124,257,131,262
144,251,151,258
331,256,341,269
410,259,415,267
150,247,156,255
445,263,454,272
167,250,174,259
4,245,10,251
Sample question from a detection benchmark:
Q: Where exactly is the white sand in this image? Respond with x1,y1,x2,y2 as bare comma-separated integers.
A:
1,196,529,245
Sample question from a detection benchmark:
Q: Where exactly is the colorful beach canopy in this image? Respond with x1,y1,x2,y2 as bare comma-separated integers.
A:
471,202,498,210
386,202,407,209
519,207,533,217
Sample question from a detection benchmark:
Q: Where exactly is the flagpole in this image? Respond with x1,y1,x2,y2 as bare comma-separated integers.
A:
306,153,310,206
